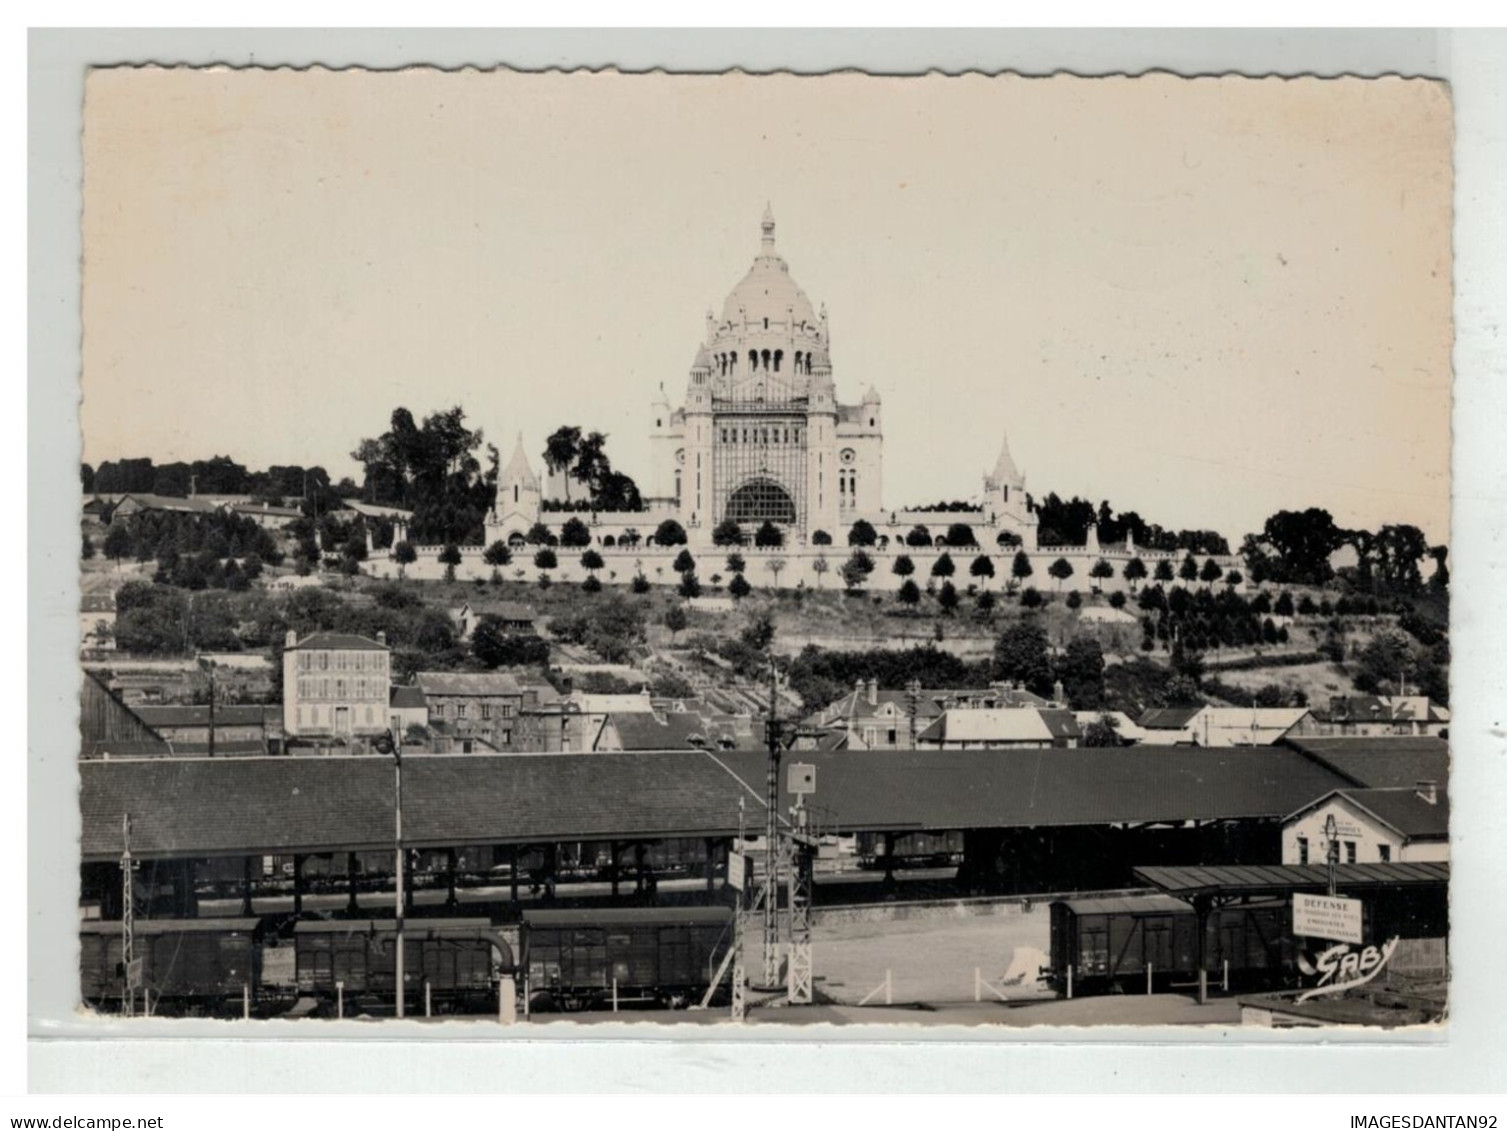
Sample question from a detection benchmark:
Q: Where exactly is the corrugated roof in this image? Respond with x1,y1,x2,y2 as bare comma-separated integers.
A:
1134,861,1449,899
416,671,522,697
523,907,732,928
78,745,1354,862
1284,736,1450,791
1039,709,1082,741
1054,894,1191,916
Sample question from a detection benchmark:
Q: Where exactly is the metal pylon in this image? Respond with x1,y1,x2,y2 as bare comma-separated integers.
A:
786,832,814,1005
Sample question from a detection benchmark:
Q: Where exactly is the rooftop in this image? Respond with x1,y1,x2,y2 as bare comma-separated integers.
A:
1284,735,1450,791
288,631,389,652
416,671,523,698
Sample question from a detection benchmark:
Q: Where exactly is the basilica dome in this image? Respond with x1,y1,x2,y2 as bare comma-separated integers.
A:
716,206,820,333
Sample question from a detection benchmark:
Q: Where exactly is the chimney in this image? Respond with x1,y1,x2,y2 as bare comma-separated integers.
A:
866,679,879,707
376,630,387,647
1416,779,1438,806
285,629,297,650
1052,679,1065,705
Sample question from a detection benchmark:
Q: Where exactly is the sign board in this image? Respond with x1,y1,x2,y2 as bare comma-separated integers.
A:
260,944,297,988
1293,893,1363,944
788,762,816,796
727,852,748,890
124,957,144,989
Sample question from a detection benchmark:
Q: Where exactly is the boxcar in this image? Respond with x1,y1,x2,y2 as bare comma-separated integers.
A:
1048,895,1292,993
80,918,261,1012
521,906,733,1012
292,918,499,1006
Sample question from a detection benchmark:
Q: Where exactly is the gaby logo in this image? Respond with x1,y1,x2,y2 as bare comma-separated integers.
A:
1295,937,1400,1003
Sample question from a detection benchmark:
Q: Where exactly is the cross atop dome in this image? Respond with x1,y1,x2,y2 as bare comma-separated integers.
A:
761,203,776,250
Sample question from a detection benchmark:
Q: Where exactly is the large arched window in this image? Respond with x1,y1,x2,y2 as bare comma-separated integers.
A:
725,478,797,525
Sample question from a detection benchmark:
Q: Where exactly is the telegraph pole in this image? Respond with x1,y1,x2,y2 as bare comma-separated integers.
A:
376,729,406,1018
121,813,135,1018
762,661,782,989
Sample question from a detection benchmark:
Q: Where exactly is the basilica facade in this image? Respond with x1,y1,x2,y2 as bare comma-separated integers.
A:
485,208,1037,555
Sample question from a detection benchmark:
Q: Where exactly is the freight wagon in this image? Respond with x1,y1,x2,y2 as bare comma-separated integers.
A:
521,906,734,1012
80,917,262,1014
1047,895,1292,994
292,918,509,1012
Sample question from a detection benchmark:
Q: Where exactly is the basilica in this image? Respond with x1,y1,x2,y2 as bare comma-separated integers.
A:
486,208,1037,553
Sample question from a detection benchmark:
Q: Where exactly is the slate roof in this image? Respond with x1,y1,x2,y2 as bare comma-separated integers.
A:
1137,706,1203,730
390,685,427,709
114,493,219,514
602,712,711,751
491,603,536,623
1039,709,1082,742
915,709,1055,745
416,671,523,697
288,632,389,652
1288,788,1451,841
79,745,1354,862
132,704,276,728
1284,736,1450,791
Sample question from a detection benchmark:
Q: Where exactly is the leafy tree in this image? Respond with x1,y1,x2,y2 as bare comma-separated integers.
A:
742,613,775,651
944,523,978,548
534,547,558,571
931,552,956,579
1056,635,1106,708
848,519,878,547
439,542,463,583
1020,587,1044,608
809,529,831,546
841,550,876,591
653,519,688,546
526,522,555,546
560,517,592,548
766,557,787,588
757,521,786,548
483,540,511,580
975,590,997,618
677,571,702,599
1080,714,1122,747
1010,550,1034,592
996,530,1022,549
619,528,642,550
1224,569,1244,589
581,548,605,578
392,540,417,580
897,578,921,606
726,552,747,575
937,580,960,615
1161,674,1203,707
103,524,133,566
712,518,746,547
1241,508,1343,586
471,615,550,668
1066,590,1082,610
1048,557,1074,590
1154,559,1176,584
350,406,497,544
631,573,651,595
1108,590,1128,609
1354,629,1417,695
1088,558,1115,592
543,426,583,500
811,554,830,587
905,525,932,548
993,619,1052,696
893,554,916,579
1274,591,1295,617
729,573,752,600
1178,554,1199,584
1122,557,1148,591
672,548,696,575
1200,558,1224,586
970,555,995,585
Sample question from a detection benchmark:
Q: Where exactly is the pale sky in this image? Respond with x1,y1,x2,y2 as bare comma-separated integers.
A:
81,69,1453,544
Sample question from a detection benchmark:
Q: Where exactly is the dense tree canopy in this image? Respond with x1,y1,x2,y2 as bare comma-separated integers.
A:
351,406,497,545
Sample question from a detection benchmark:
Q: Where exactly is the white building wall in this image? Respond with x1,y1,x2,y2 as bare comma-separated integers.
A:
1281,794,1448,866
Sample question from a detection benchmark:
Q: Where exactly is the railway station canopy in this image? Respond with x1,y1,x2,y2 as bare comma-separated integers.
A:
1132,861,1450,901
79,745,1361,862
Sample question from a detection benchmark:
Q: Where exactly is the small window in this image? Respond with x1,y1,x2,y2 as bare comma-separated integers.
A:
887,729,897,745
1344,841,1357,864
482,703,493,720
1296,837,1309,865
1378,844,1391,862
457,703,468,720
